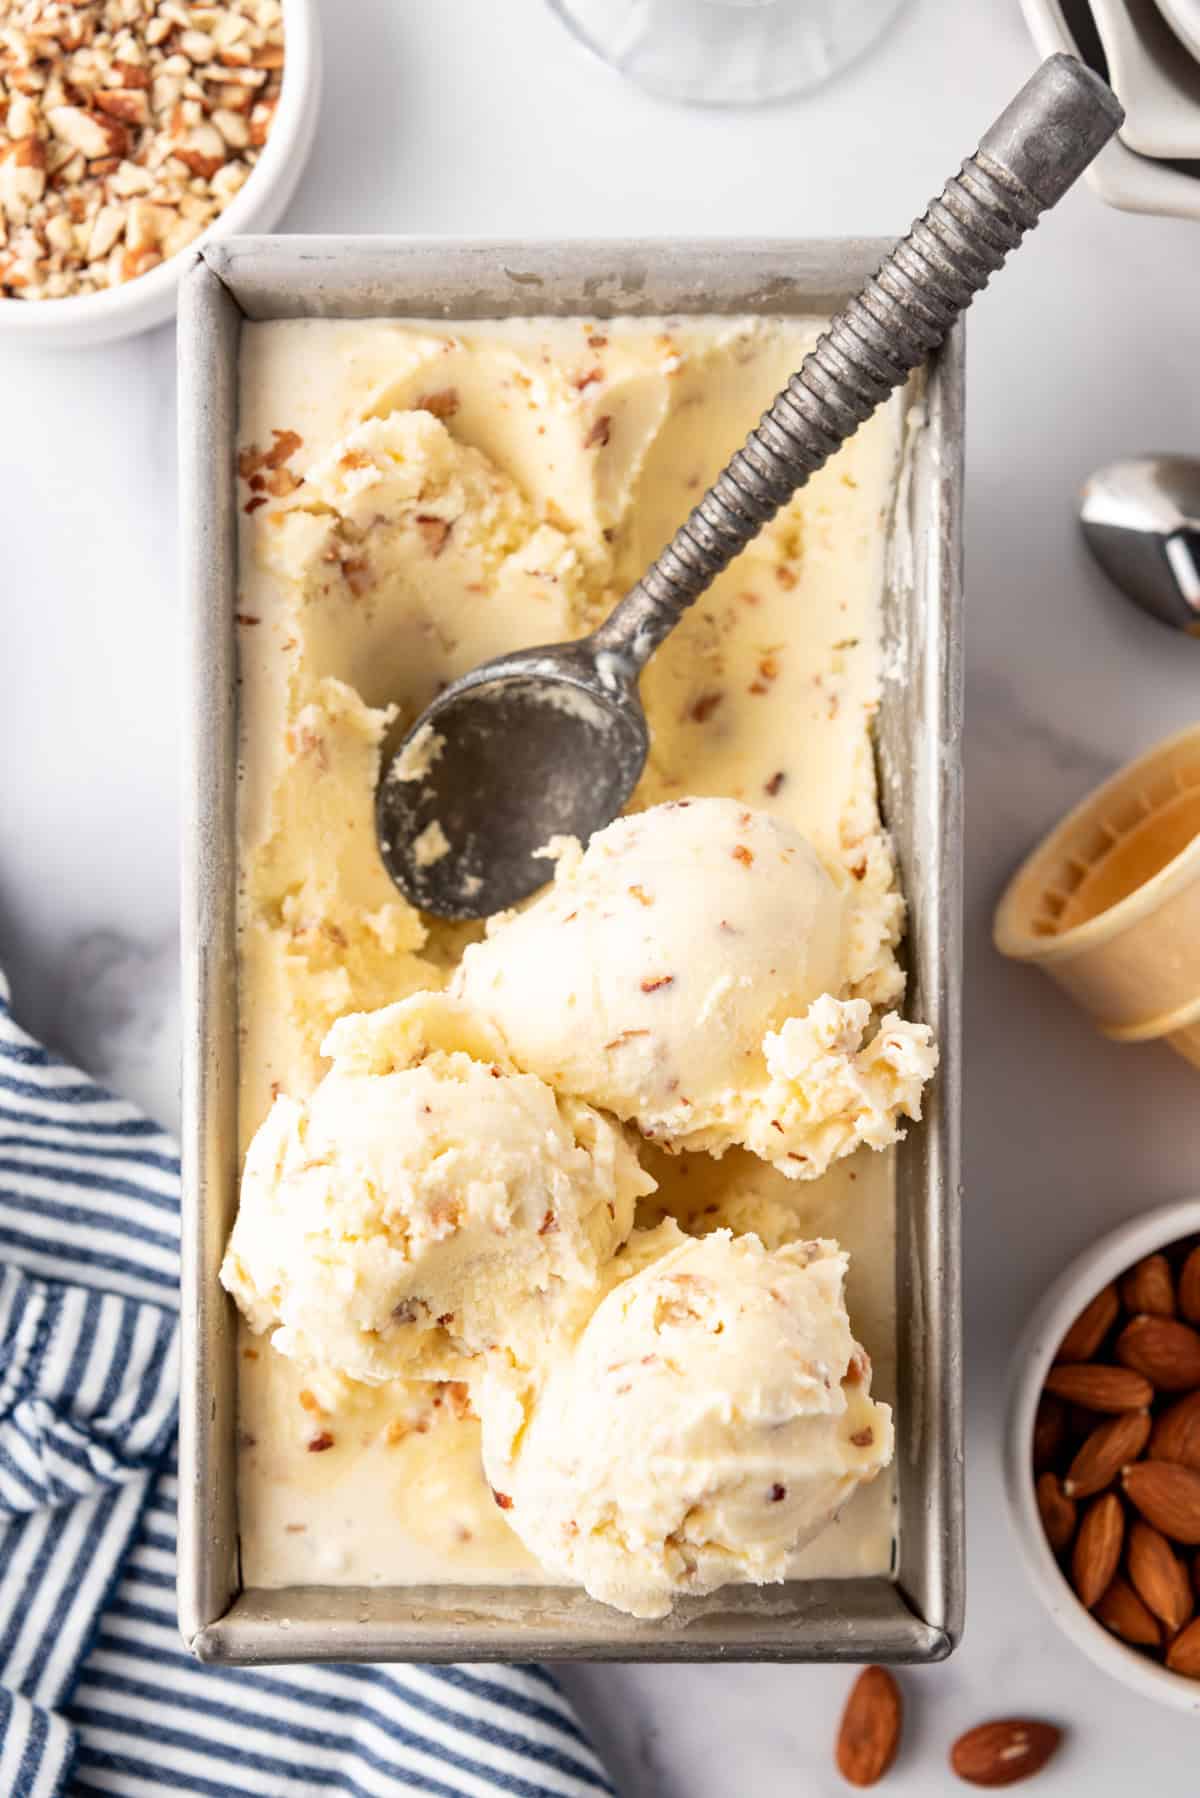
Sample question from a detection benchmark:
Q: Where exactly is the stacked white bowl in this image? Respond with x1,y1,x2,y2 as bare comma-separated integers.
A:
1021,0,1200,219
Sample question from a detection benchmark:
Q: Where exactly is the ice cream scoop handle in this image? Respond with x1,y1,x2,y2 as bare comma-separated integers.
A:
592,54,1122,669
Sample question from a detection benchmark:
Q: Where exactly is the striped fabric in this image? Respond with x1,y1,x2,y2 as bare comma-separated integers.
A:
0,970,615,1798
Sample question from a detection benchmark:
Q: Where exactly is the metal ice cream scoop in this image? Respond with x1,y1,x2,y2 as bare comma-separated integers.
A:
1080,456,1200,635
377,54,1122,920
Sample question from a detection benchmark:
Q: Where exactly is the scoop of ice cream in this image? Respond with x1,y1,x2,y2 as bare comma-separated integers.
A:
456,797,843,1143
220,992,654,1384
480,1224,892,1619
455,797,935,1178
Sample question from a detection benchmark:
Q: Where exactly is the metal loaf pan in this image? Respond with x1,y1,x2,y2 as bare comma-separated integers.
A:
179,237,963,1665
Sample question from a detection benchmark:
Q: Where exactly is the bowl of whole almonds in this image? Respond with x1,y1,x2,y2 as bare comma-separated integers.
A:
0,0,319,347
1007,1198,1200,1712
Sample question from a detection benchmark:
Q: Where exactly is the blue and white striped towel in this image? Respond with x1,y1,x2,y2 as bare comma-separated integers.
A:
0,968,616,1798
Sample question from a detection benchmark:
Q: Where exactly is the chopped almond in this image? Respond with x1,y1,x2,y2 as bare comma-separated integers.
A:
689,691,723,724
417,388,460,421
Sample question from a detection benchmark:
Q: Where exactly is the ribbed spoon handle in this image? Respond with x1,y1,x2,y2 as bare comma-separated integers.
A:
593,54,1122,668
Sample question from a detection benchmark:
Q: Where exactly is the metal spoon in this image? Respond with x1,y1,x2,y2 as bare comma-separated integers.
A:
378,54,1122,920
1080,456,1200,634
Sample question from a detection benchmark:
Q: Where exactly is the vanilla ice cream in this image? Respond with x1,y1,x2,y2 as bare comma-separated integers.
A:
456,797,935,1178
480,1225,892,1619
232,314,916,1600
221,992,652,1384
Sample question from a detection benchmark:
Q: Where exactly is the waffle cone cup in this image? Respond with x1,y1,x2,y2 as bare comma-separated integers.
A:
994,724,1200,1068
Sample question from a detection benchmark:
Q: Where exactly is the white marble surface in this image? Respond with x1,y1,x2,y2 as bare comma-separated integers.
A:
3,0,1200,1789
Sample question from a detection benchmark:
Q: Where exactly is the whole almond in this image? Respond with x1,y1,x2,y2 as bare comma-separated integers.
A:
1123,1462,1200,1545
1032,1394,1066,1473
1072,1491,1125,1609
1127,1521,1195,1633
1165,1615,1200,1680
1035,1474,1076,1553
1095,1575,1162,1647
1043,1364,1153,1413
1063,1410,1150,1499
949,1720,1061,1787
1120,1254,1175,1318
1115,1315,1200,1391
1178,1244,1200,1327
1055,1281,1118,1363
835,1665,902,1787
1149,1391,1200,1472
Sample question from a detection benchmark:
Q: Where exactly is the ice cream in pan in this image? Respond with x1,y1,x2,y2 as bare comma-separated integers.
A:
223,314,936,1612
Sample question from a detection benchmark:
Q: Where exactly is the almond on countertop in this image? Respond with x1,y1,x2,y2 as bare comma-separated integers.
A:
949,1720,1062,1788
835,1666,902,1788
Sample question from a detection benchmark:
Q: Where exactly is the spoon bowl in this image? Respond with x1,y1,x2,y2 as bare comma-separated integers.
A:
376,642,649,918
1079,455,1200,634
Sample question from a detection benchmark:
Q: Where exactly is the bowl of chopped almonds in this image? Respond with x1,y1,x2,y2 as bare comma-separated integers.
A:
1006,1198,1200,1712
0,0,320,346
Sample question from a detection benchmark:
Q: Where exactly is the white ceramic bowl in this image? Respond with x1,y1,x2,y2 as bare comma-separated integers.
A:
1006,1197,1200,1714
0,0,321,348
1019,0,1200,222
